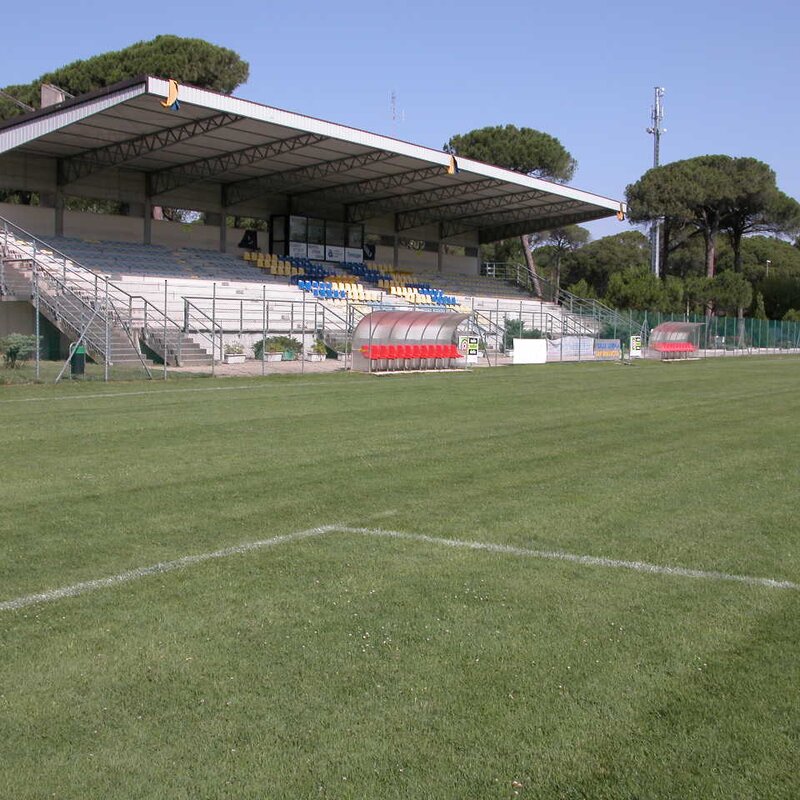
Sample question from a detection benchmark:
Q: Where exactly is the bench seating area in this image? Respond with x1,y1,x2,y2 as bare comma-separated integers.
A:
651,341,697,358
360,343,462,368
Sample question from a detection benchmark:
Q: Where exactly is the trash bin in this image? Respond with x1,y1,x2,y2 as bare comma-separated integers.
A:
70,345,86,377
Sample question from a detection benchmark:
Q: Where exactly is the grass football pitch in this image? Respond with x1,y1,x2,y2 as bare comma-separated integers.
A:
1,358,798,799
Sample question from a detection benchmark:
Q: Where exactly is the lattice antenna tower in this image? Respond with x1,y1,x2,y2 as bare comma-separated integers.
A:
389,90,404,131
646,87,666,277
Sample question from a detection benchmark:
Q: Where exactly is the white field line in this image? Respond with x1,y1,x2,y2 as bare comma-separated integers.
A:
0,526,335,612
0,381,329,405
2,521,796,612
337,527,800,591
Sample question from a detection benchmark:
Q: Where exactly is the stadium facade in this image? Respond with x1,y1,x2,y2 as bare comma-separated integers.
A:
0,76,630,370
0,76,623,274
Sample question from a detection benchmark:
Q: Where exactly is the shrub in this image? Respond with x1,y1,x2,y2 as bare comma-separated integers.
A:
504,319,545,349
0,334,40,368
252,336,302,359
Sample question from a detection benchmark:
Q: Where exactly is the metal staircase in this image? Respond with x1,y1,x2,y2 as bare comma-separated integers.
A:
2,258,148,367
1,216,213,371
481,261,646,339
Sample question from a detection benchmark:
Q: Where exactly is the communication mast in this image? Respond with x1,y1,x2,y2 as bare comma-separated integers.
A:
646,87,665,277
389,90,404,131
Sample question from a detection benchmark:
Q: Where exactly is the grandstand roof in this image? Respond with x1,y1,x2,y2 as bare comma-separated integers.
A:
0,76,624,243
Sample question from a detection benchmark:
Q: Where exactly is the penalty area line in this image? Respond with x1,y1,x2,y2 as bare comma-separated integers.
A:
3,517,795,613
337,527,800,591
0,525,335,612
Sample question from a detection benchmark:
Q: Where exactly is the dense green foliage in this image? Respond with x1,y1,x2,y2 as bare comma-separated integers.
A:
252,336,303,358
445,124,578,292
444,125,576,182
626,156,800,279
562,231,649,295
0,333,40,367
503,318,544,348
554,228,800,319
1,362,799,798
0,35,249,121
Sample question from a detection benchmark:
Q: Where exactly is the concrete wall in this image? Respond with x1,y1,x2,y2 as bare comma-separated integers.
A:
0,203,56,237
0,300,34,336
1,203,249,254
64,210,142,242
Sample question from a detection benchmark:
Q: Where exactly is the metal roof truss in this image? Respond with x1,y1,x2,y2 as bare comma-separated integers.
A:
57,112,241,185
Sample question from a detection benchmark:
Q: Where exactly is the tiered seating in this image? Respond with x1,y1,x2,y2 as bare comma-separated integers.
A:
243,254,458,309
339,261,393,285
360,342,463,369
244,252,330,278
45,238,258,281
389,285,457,307
296,279,382,303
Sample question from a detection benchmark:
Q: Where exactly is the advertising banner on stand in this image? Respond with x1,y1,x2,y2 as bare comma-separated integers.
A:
459,335,480,364
594,339,621,361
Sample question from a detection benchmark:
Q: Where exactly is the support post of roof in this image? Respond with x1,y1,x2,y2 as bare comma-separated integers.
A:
54,190,64,237
143,175,153,246
219,186,228,254
54,160,64,237
437,224,444,274
393,214,400,270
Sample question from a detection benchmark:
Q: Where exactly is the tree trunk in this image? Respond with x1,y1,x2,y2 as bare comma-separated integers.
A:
731,228,744,272
520,234,543,298
704,215,719,321
705,229,717,278
554,252,562,297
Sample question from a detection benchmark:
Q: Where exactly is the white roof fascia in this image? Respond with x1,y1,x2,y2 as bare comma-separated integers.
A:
147,78,625,214
0,83,148,155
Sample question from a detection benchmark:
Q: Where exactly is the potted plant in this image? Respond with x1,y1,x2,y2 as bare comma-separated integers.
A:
254,336,302,362
224,341,246,364
306,339,328,362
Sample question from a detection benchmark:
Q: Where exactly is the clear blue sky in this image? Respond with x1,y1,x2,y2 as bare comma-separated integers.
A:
3,0,798,241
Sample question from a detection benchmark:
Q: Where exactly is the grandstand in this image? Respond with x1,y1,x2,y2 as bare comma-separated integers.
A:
0,76,625,373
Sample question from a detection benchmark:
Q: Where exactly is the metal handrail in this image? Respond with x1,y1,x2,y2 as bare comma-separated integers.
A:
1,216,185,345
482,260,645,338
183,299,225,360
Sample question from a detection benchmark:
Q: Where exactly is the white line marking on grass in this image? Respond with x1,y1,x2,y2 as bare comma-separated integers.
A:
0,382,330,405
0,525,335,612
337,527,800,591
3,520,795,613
